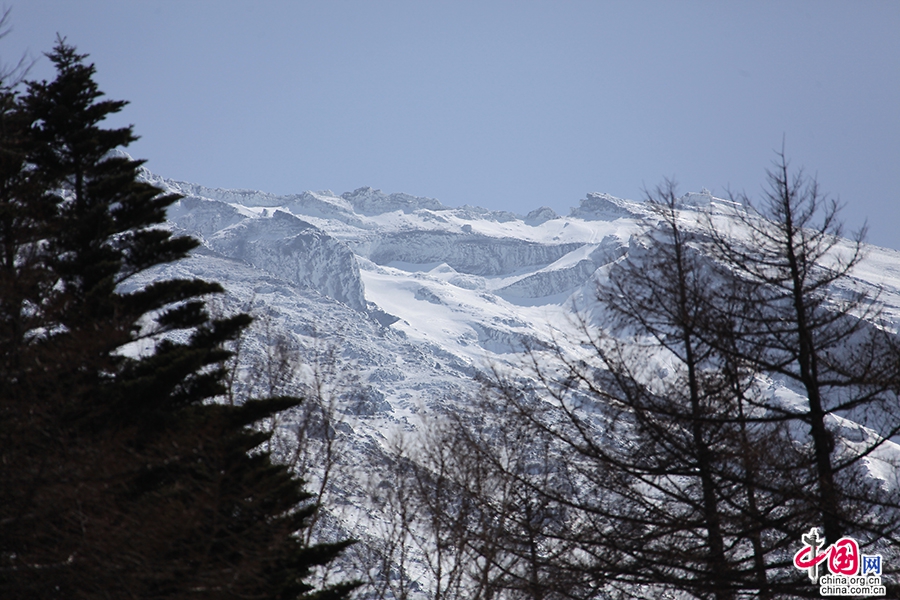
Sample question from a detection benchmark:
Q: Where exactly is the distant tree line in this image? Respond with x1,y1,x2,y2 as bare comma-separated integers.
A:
359,160,900,599
0,33,357,599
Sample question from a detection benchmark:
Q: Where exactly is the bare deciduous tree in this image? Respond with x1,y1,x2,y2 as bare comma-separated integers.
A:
704,153,900,556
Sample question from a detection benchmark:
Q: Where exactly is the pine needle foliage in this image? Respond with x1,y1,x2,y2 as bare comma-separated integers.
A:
0,38,357,600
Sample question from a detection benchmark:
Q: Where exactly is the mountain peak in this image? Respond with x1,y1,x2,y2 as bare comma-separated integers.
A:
340,187,445,215
524,206,560,225
570,192,644,220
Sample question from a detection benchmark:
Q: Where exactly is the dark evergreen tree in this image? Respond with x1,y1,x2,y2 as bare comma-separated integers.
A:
0,39,357,599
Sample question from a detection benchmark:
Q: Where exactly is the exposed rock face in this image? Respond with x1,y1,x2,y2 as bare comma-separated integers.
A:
167,196,247,236
570,192,645,220
341,186,445,215
363,231,584,276
497,236,627,298
202,210,367,311
525,206,560,225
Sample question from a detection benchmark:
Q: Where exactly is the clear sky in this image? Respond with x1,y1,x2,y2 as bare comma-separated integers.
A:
4,1,900,248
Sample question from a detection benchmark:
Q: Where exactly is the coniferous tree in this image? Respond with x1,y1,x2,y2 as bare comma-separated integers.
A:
0,39,357,599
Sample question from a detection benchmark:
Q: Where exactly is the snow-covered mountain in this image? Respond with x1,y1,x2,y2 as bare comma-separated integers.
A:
137,165,900,593
147,170,900,375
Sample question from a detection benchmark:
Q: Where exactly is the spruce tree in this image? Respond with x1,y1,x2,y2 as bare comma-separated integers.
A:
0,39,356,599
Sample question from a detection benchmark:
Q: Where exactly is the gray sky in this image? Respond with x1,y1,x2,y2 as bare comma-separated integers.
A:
5,1,900,248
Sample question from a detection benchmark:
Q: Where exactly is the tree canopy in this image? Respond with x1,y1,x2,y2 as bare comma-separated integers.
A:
0,38,357,600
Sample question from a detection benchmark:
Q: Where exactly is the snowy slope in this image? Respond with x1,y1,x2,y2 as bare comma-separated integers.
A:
137,165,900,592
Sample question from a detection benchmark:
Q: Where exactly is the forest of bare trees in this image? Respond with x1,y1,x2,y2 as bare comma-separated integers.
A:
356,160,900,600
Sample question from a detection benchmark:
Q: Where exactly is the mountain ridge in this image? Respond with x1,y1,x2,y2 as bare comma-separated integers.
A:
133,161,900,596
